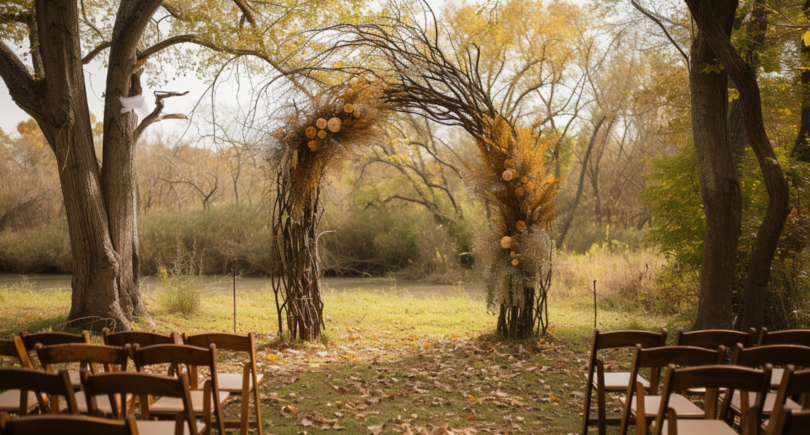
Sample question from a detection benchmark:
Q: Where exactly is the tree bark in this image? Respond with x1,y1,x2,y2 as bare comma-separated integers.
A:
686,0,741,329
794,0,810,162
33,1,131,329
0,1,165,330
688,0,791,329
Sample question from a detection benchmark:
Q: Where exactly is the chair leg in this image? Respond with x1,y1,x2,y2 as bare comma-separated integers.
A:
596,362,607,435
240,365,250,435
252,370,264,435
582,370,594,434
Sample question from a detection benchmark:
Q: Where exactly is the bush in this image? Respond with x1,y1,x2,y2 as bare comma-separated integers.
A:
157,266,201,317
0,221,71,273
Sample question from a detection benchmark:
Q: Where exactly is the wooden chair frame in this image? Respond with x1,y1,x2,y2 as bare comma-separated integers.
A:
768,407,810,435
17,331,90,370
768,368,810,432
676,328,757,350
759,328,810,347
81,371,198,435
183,332,263,435
619,345,724,435
0,412,140,435
132,343,226,435
652,364,771,435
581,329,667,435
102,329,180,348
0,368,78,415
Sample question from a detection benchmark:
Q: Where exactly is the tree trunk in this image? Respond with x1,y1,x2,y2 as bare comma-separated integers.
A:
34,1,132,330
686,0,741,329
794,0,810,162
688,0,791,329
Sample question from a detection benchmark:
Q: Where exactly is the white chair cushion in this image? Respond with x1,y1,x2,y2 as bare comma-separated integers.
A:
0,390,38,412
628,393,704,418
217,372,263,392
150,390,230,414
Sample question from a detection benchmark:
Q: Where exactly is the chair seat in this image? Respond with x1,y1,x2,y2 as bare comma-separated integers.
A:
660,419,737,435
627,394,705,418
0,390,38,412
590,371,649,391
217,372,263,392
136,419,206,435
731,391,802,415
771,368,784,389
68,370,82,387
150,390,230,414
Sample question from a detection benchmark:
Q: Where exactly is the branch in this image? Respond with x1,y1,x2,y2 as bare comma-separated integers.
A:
82,41,111,64
630,0,689,68
133,90,189,143
0,41,42,119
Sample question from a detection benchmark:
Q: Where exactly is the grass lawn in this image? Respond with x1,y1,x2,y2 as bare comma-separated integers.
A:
0,277,672,434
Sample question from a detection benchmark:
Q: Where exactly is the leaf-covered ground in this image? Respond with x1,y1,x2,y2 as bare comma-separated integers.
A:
1,276,674,434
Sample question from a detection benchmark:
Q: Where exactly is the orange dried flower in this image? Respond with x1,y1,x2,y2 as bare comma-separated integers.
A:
317,130,327,140
305,126,317,139
307,140,319,151
316,118,328,129
499,236,513,249
516,220,528,233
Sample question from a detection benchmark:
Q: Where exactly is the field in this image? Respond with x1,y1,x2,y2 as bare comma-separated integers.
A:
0,269,673,434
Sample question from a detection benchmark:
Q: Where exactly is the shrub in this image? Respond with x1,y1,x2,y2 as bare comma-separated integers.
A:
157,266,201,317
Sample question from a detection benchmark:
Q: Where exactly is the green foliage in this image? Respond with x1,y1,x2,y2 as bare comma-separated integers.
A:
157,266,201,317
643,143,705,269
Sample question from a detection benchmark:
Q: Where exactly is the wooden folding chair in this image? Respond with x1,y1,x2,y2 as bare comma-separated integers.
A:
0,338,38,415
652,364,771,435
581,329,667,434
82,371,203,435
767,368,810,433
759,328,810,347
183,333,263,435
0,368,78,415
0,412,140,435
132,344,228,435
768,407,810,435
676,329,757,351
731,343,810,416
103,330,180,348
36,343,129,415
17,331,90,383
619,345,724,435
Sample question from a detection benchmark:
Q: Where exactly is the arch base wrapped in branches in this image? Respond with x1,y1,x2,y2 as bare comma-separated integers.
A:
270,80,389,341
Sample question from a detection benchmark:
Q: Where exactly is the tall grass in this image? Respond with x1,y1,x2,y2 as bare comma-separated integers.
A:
156,266,201,317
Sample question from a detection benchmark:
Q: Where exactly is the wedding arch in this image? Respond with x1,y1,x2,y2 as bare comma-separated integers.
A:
269,7,557,341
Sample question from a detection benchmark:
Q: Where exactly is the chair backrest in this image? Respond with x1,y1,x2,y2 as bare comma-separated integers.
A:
18,331,90,369
0,368,78,414
36,344,129,374
183,332,253,353
132,344,219,389
0,338,23,366
677,328,757,349
760,329,810,347
733,344,810,368
769,407,810,435
630,345,724,392
588,329,667,365
102,329,178,347
0,413,139,435
81,371,196,434
772,368,810,411
653,364,772,435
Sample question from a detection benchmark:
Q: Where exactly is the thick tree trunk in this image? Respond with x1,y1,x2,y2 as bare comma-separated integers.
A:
687,0,741,329
34,1,132,330
689,0,791,329
794,0,810,162
99,0,162,318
